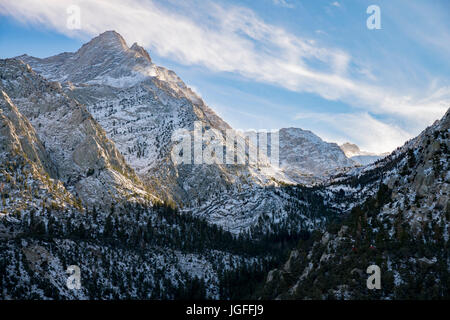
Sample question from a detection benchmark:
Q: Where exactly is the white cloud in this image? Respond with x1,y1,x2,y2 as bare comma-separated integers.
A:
294,112,412,154
272,0,295,9
331,2,340,7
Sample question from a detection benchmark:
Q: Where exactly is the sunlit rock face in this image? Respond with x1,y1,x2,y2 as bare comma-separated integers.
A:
279,128,356,183
0,58,152,210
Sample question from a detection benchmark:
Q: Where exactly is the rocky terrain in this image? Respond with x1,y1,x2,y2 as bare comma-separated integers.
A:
280,128,356,183
261,110,450,299
0,58,154,210
0,90,80,220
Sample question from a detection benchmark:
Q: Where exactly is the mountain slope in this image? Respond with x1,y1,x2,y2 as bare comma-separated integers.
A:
0,58,155,210
279,128,355,183
0,73,278,300
0,90,80,220
18,31,361,234
19,32,266,200
261,108,450,299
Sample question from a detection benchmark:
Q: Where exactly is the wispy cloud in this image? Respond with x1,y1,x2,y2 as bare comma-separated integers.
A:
0,0,357,102
294,112,412,153
0,0,448,152
272,0,295,9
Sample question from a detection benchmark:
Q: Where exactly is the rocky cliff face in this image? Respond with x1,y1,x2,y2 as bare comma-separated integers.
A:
0,58,154,210
19,32,257,199
17,32,296,233
279,128,356,183
0,90,79,219
0,90,55,177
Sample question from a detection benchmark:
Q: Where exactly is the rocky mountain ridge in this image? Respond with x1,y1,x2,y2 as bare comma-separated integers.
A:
280,128,356,183
262,108,450,299
0,58,155,210
0,30,448,300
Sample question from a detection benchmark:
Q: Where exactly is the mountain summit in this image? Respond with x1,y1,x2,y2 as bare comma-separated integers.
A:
18,30,156,87
340,142,388,165
19,32,292,233
279,128,355,182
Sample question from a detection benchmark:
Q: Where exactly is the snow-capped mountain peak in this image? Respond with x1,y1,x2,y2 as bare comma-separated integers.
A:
18,30,157,87
279,127,356,182
340,142,364,158
81,30,129,53
340,142,388,166
130,42,152,63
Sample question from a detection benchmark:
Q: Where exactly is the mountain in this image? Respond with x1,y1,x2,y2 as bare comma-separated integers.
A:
0,32,340,299
0,58,154,210
0,90,80,219
261,108,450,299
0,59,283,299
1,30,448,301
279,128,356,183
19,31,341,234
340,142,388,166
340,142,364,158
19,32,264,203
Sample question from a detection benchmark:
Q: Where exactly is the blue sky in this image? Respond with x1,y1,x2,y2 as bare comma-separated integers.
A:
1,0,449,153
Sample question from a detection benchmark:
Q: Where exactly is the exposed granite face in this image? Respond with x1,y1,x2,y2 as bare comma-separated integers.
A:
0,90,80,215
279,127,356,181
0,90,56,177
0,58,153,210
